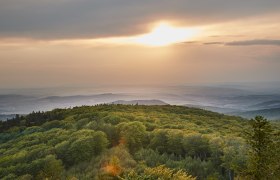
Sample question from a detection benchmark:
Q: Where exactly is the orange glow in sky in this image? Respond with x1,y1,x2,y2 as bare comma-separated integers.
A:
90,22,201,47
132,22,200,46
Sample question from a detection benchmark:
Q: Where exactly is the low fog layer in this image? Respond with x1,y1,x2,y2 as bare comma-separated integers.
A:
1,84,280,120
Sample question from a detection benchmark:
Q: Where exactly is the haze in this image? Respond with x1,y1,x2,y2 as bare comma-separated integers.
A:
0,0,280,88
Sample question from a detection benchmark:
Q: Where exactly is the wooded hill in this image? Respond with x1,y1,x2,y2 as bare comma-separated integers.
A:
0,105,279,179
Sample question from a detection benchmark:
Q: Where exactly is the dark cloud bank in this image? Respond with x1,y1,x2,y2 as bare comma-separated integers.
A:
0,0,279,39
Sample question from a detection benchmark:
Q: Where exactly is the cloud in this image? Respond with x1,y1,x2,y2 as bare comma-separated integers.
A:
225,39,280,46
0,0,279,39
202,39,280,46
203,42,224,45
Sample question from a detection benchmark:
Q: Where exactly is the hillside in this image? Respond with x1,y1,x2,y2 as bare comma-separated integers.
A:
0,105,279,179
112,99,168,105
234,108,280,120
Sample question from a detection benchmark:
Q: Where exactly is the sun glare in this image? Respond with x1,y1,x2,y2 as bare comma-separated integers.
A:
91,22,201,47
132,22,200,46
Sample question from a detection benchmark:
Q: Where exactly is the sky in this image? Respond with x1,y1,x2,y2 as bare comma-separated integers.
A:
0,0,280,88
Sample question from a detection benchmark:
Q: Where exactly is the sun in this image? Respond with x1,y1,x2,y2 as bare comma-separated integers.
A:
132,22,199,46
91,22,200,47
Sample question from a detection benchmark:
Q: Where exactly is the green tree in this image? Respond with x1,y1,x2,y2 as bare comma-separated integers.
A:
149,130,168,153
182,133,210,160
144,165,196,180
245,116,278,180
18,174,33,180
123,165,196,180
67,131,108,165
167,131,184,155
54,140,71,166
117,122,146,153
221,137,247,180
36,155,64,180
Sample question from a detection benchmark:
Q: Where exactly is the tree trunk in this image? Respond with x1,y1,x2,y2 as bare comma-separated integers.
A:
228,169,234,180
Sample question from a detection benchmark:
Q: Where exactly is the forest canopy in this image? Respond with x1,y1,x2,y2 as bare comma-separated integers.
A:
0,105,279,179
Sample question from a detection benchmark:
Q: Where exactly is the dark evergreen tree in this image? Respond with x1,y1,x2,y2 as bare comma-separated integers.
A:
245,116,278,180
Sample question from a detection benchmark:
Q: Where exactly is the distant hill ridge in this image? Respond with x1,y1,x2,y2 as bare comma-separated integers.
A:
233,107,280,120
112,99,168,105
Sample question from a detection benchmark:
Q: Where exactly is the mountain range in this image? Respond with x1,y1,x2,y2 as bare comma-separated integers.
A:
0,85,280,120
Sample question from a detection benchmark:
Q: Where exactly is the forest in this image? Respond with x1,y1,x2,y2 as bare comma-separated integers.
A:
0,104,279,180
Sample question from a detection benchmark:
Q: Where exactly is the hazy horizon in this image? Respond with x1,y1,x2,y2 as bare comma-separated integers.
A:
1,83,280,120
1,81,280,96
1,1,280,119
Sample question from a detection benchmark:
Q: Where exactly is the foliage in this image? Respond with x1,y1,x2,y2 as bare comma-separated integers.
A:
244,116,280,180
0,105,279,179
